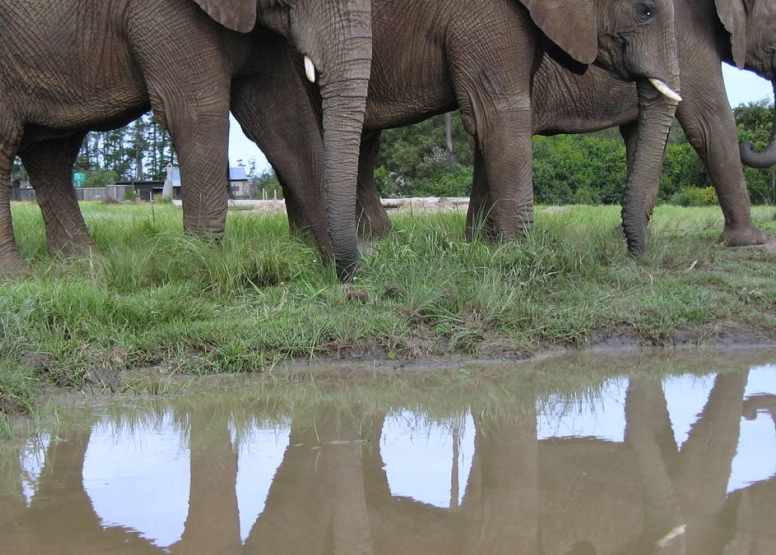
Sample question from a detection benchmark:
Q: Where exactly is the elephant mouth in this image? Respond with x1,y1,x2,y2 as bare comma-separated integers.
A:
647,78,681,102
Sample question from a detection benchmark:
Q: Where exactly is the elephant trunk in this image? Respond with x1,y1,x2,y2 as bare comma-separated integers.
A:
739,80,776,168
317,16,372,281
621,78,680,256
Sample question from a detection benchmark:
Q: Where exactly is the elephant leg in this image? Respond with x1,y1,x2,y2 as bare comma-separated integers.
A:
456,91,534,242
0,125,28,275
230,41,331,255
620,122,638,176
356,130,392,239
152,93,231,238
20,134,98,257
465,149,492,241
450,7,537,242
676,64,766,246
134,9,234,239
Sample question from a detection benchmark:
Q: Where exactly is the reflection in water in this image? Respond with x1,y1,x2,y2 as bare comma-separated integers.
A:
381,411,474,508
1,357,775,554
83,415,190,547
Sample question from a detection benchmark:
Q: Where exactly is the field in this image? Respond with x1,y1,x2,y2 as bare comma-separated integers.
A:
2,200,776,421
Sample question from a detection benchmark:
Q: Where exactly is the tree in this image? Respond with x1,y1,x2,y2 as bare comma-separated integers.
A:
71,113,176,183
251,167,283,199
375,113,473,197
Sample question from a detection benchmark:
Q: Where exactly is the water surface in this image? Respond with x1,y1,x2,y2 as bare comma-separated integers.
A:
2,349,775,554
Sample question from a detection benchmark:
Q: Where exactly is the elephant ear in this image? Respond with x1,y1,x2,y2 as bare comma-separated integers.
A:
191,0,258,33
521,0,598,65
715,0,747,69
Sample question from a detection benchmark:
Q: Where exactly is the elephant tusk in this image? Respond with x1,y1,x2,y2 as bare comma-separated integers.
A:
648,78,682,102
304,56,316,84
656,524,687,548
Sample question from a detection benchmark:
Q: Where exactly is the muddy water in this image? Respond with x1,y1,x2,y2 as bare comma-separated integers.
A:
1,350,775,554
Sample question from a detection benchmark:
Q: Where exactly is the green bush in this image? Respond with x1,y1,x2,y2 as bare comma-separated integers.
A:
572,186,602,205
669,186,718,207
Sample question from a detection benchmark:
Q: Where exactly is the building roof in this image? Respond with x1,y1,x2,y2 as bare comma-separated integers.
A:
229,167,248,181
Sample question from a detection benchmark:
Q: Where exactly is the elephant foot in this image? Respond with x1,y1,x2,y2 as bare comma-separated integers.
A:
718,223,767,247
183,216,227,241
0,251,32,278
466,219,530,243
356,212,392,240
48,234,100,258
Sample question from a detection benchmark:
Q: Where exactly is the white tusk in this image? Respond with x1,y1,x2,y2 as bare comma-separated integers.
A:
304,56,316,84
648,78,682,102
656,524,687,548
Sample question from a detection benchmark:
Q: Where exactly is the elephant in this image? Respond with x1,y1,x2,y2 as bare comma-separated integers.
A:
346,0,773,249
0,0,372,278
248,0,682,260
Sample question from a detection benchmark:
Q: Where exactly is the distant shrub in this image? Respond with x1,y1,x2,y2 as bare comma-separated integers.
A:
124,190,137,202
572,186,602,205
420,164,472,197
669,186,718,207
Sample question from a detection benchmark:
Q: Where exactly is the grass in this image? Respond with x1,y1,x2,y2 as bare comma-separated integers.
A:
2,200,776,425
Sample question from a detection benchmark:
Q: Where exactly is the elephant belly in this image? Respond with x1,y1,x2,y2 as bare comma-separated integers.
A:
364,42,456,129
366,0,457,130
7,17,150,137
365,91,456,131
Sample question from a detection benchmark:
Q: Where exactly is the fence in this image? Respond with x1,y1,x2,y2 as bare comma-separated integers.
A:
14,185,136,202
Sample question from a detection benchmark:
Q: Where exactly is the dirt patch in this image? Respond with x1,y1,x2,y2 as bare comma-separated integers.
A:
0,395,22,416
381,197,469,214
247,197,471,216
760,237,776,254
304,320,776,370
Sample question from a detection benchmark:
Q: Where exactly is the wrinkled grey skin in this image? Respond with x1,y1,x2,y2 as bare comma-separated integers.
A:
350,0,772,249
0,0,371,279
263,0,681,256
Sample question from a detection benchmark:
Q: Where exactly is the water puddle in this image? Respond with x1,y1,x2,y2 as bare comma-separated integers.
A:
1,349,775,554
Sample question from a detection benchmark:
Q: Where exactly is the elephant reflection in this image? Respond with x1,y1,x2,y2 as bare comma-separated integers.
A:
244,404,375,555
460,408,540,554
1,366,774,555
0,425,164,554
356,369,763,555
170,405,241,555
533,371,752,555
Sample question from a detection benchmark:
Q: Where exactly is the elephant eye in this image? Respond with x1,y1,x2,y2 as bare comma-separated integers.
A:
636,2,655,22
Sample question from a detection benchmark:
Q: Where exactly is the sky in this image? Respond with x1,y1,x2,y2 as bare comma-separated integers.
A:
227,64,775,175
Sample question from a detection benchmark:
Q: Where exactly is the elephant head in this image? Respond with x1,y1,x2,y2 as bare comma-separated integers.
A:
525,0,681,255
193,0,372,280
720,0,776,168
522,0,680,99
